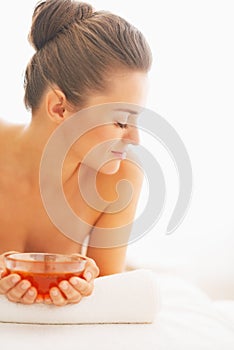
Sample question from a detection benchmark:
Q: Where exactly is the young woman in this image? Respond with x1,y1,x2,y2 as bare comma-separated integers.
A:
0,0,152,306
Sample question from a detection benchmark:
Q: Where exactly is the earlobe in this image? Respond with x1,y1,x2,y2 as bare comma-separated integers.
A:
46,89,66,124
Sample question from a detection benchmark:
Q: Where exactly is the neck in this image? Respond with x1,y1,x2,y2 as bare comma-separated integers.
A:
16,115,81,186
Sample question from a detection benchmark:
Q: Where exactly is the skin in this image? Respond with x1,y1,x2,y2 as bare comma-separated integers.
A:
0,70,149,306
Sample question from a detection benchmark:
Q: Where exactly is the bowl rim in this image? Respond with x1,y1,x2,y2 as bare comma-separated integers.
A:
4,252,87,265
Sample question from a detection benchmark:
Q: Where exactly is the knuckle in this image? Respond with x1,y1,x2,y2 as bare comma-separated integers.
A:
22,297,34,305
69,295,82,304
85,283,94,296
67,288,82,301
53,299,67,306
0,274,21,293
87,260,99,277
79,281,89,293
0,279,11,294
0,284,5,294
81,281,93,296
89,258,99,270
7,293,20,303
84,288,92,296
22,289,37,304
50,288,66,306
63,287,80,300
7,281,31,300
94,266,100,277
7,288,22,300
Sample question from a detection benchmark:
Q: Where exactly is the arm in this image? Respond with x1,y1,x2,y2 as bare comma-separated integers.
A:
87,158,144,276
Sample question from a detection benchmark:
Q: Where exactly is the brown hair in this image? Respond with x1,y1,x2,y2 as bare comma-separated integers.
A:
24,0,152,111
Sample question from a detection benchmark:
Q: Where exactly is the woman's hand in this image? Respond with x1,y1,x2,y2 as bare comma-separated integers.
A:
44,255,100,306
0,252,99,306
0,252,38,304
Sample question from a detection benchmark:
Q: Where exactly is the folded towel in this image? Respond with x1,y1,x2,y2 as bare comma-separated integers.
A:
0,269,161,324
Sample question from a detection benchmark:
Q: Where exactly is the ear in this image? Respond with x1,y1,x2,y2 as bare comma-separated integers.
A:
45,89,67,124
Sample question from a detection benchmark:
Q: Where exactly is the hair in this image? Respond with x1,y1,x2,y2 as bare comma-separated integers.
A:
24,0,153,112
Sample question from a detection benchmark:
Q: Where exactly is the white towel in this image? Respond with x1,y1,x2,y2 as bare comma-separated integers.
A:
0,269,161,324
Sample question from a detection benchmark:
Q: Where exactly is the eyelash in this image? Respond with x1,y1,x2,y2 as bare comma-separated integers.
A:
115,122,128,129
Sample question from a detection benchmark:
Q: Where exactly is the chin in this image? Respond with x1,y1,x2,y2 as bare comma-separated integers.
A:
99,160,121,175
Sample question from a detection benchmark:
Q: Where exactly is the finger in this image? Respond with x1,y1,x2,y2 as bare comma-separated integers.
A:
84,259,100,280
84,270,93,282
0,274,21,294
71,254,99,279
0,268,5,279
69,276,94,296
0,269,8,279
7,280,31,302
35,295,44,304
59,280,82,303
44,295,52,305
21,287,37,305
49,287,67,306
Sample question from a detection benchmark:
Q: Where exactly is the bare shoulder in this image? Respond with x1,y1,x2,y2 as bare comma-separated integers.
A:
0,117,15,126
118,151,144,185
0,118,15,135
96,151,144,203
0,119,25,159
0,118,23,141
0,118,11,145
0,118,9,131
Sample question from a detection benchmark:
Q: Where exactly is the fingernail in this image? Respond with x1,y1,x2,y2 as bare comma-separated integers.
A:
21,281,31,290
51,289,59,296
60,281,69,290
11,275,21,284
70,277,80,286
36,296,44,303
44,297,51,304
28,289,35,296
84,271,92,282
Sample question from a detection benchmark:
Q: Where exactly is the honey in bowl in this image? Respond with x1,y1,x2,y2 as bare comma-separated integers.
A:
4,253,87,297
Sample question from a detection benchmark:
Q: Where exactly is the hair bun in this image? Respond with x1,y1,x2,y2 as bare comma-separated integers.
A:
75,2,93,20
29,0,94,51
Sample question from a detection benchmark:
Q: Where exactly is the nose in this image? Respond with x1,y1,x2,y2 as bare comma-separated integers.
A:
123,126,140,146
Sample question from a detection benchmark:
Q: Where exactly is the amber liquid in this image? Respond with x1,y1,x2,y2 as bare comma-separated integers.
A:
6,269,84,297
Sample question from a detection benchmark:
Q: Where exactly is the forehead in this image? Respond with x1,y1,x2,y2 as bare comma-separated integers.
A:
84,71,149,108
113,107,139,115
107,71,149,97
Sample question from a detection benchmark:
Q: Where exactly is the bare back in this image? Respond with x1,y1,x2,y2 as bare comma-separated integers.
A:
0,119,110,255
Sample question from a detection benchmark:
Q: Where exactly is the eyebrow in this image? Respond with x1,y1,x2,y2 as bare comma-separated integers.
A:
113,108,139,115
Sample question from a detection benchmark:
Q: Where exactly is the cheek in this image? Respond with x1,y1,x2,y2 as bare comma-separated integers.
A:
71,124,122,161
84,125,120,149
93,125,119,139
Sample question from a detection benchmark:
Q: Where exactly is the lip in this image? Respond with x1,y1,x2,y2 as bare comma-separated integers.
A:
111,151,127,160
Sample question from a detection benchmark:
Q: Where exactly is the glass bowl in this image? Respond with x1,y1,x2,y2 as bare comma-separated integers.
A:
4,253,87,296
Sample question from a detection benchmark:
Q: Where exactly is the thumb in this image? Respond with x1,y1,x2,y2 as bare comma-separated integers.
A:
0,268,4,279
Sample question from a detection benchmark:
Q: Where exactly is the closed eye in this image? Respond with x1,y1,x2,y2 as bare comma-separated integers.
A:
115,122,128,129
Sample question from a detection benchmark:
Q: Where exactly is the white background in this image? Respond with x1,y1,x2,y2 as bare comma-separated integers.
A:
0,0,233,299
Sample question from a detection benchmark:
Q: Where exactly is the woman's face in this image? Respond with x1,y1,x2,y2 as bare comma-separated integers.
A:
69,70,149,174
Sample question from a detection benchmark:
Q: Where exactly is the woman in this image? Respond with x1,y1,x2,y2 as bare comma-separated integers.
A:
0,0,152,306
